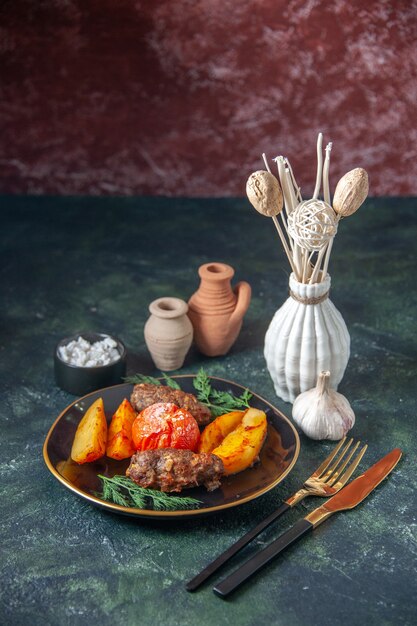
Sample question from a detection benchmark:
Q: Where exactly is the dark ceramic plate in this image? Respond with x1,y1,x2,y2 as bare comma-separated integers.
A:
43,376,300,519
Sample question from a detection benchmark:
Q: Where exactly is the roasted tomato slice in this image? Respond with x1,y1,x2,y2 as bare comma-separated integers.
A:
131,402,175,451
169,408,201,451
131,402,200,452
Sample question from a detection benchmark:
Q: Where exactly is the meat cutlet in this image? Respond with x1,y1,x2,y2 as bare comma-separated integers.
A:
130,383,212,426
127,448,224,493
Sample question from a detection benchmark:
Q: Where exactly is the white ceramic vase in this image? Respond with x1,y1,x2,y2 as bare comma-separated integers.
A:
264,273,350,403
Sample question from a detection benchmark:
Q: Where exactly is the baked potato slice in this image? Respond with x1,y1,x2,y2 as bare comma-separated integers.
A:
106,398,137,460
198,410,244,454
71,397,107,464
212,408,267,475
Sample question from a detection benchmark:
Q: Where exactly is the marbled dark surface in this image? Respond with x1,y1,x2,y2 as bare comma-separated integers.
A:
1,196,416,625
1,1,416,196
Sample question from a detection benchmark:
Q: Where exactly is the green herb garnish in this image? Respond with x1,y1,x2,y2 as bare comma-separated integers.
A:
123,372,181,389
161,373,181,389
124,368,252,417
193,368,252,416
98,475,202,511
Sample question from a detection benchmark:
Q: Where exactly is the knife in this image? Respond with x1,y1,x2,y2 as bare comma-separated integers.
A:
213,448,402,598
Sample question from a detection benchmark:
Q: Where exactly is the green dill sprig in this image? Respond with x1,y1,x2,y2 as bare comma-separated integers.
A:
123,373,162,386
98,475,202,511
193,368,252,416
161,373,181,389
123,373,181,389
124,368,252,417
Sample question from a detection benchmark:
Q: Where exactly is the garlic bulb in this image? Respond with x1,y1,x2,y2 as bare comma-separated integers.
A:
292,371,355,440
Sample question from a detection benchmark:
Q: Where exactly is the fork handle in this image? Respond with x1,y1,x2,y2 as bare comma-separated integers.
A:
213,519,313,598
186,502,291,591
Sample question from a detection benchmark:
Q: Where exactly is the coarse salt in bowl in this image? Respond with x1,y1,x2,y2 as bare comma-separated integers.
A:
54,332,127,396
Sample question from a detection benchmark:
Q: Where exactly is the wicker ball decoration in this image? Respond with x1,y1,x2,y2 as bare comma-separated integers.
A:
288,199,338,251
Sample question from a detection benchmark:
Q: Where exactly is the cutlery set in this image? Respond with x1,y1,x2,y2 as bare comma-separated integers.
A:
186,439,402,598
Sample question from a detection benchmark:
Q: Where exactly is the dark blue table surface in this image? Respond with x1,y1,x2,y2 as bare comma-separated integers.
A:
1,196,416,626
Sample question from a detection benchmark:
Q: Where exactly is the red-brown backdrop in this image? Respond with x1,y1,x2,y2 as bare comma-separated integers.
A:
1,0,416,197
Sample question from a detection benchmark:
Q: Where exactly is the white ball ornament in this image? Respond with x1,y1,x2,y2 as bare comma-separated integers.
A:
287,199,338,252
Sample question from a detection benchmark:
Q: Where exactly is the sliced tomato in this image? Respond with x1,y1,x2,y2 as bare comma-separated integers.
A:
131,402,200,452
131,402,175,451
169,408,200,451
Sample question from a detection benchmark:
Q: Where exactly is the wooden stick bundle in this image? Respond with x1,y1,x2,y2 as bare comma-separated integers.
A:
246,134,369,284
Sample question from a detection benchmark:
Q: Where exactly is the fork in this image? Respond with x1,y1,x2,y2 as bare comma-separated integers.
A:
186,437,367,591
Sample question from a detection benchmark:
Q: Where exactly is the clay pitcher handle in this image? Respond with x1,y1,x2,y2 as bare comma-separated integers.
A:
229,281,251,327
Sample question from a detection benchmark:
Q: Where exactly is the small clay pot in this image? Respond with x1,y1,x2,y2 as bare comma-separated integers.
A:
188,262,251,357
144,297,193,371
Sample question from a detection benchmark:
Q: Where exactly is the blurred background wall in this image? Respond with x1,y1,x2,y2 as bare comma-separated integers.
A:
1,0,416,197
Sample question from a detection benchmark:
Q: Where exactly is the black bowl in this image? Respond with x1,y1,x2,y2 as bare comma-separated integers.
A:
54,332,127,396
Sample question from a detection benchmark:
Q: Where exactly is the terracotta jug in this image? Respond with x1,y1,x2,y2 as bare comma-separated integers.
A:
144,297,193,371
188,262,251,356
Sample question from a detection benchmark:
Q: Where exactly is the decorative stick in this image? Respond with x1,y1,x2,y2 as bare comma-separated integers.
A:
320,167,369,282
320,238,334,282
262,153,290,237
323,142,332,205
285,166,298,210
300,238,316,283
272,215,299,276
261,160,296,272
285,157,302,202
262,152,272,174
275,157,302,279
309,141,333,283
285,164,305,278
309,244,327,284
262,153,294,252
318,143,334,282
320,215,341,281
281,157,301,252
312,132,323,200
305,249,316,283
246,167,298,277
279,199,289,235
301,250,310,283
274,157,293,242
285,165,313,281
275,157,292,213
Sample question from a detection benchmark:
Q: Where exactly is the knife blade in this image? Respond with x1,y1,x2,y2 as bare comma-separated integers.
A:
213,448,402,598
